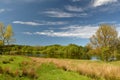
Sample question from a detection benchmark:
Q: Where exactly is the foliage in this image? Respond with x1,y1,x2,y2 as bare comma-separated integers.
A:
0,55,93,80
0,44,91,59
0,23,14,45
89,24,119,61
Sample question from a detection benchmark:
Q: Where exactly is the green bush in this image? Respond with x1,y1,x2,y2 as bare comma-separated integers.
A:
2,60,10,64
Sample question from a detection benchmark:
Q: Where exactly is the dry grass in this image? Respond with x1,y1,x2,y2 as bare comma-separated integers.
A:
31,57,120,80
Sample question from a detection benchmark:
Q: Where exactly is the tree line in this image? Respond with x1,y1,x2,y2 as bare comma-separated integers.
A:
0,23,120,61
0,44,91,59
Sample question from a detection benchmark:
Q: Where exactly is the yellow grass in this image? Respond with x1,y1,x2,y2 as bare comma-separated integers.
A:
31,57,120,80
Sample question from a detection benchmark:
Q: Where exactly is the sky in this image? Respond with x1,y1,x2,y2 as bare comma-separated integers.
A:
0,0,120,46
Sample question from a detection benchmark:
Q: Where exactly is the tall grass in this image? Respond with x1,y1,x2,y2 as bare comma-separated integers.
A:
31,57,120,80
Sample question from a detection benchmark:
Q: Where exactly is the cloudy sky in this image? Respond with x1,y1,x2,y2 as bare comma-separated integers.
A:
0,0,120,46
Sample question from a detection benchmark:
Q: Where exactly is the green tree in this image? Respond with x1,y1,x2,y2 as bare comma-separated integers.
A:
4,25,15,45
0,23,14,45
89,24,118,61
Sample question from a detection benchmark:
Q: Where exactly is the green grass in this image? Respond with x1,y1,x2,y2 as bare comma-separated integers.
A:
0,55,92,80
0,55,30,71
0,55,120,80
37,63,92,80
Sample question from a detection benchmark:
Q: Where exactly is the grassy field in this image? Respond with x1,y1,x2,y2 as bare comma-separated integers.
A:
0,55,120,80
0,55,92,80
31,57,120,80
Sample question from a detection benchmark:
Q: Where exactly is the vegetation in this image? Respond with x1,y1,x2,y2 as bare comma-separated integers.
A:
0,55,120,80
0,23,14,45
0,55,93,80
0,44,91,59
31,57,120,80
0,23,120,80
89,24,120,61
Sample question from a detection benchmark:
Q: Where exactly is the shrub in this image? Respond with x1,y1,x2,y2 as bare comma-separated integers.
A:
9,58,14,61
2,60,10,64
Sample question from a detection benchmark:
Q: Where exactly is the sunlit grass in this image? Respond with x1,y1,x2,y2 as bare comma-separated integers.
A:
0,55,92,80
31,57,120,80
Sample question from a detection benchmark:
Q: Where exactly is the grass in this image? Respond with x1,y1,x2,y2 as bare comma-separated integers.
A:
0,55,120,80
0,55,92,80
31,57,120,80
37,63,92,80
109,61,120,66
0,55,30,71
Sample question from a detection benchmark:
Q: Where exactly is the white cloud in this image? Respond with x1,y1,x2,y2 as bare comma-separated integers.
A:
0,9,5,13
72,0,81,2
65,5,83,12
13,21,67,26
25,25,98,38
40,21,67,25
23,25,120,38
23,32,33,35
13,21,41,26
44,10,75,18
44,10,87,18
92,0,118,7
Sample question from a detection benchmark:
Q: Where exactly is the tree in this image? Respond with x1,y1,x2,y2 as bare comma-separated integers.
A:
89,24,118,61
0,23,14,45
4,25,14,45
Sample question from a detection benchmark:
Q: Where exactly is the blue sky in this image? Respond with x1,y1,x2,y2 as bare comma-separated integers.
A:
0,0,120,46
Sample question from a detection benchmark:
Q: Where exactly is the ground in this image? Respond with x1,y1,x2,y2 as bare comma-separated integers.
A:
0,55,120,80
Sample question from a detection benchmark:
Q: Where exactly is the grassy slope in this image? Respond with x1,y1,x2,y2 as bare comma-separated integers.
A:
0,55,92,80
0,55,120,80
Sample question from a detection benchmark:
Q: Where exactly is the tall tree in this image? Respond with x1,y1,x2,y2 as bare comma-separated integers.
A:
0,23,14,45
89,24,118,61
4,24,14,45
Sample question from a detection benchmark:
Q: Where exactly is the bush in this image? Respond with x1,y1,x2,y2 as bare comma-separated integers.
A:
9,58,14,61
2,60,10,64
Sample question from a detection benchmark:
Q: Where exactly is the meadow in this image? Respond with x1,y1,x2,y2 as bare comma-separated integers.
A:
0,55,119,80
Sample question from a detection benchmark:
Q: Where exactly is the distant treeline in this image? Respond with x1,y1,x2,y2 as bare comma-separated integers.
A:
0,43,120,61
0,44,91,59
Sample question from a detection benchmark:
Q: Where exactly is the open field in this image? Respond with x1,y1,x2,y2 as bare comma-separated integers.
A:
31,57,120,80
0,55,92,80
0,55,120,80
